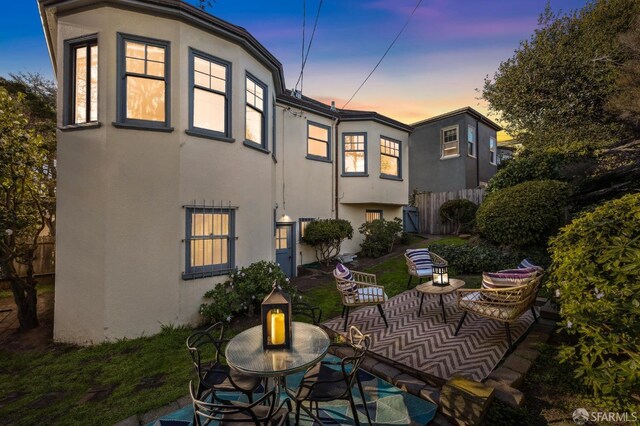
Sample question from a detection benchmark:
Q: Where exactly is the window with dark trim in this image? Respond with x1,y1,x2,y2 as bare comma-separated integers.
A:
380,136,401,179
183,207,235,279
441,125,459,158
116,33,171,130
245,73,268,151
489,136,497,165
366,210,383,223
307,121,331,162
299,217,316,242
64,35,98,126
467,125,476,157
343,132,367,175
188,48,231,140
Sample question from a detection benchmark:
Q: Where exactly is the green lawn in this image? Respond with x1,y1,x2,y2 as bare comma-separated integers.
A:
0,236,479,425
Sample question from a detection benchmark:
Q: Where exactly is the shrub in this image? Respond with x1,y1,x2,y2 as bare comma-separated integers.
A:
358,217,403,258
302,219,353,265
428,240,520,274
439,199,478,234
200,260,297,323
476,180,570,247
547,193,640,403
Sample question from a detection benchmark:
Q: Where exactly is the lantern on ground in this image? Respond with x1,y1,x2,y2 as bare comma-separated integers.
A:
432,263,449,287
261,281,292,350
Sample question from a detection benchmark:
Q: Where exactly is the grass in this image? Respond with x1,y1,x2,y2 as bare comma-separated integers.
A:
0,278,55,299
0,236,479,425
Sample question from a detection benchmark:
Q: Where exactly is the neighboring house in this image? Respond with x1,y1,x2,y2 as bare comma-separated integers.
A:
497,138,521,165
38,0,410,344
409,107,502,192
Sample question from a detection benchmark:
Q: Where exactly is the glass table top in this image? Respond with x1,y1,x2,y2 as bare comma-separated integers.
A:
225,322,330,377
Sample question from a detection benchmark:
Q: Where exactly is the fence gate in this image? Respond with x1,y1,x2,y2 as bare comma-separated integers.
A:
402,206,419,233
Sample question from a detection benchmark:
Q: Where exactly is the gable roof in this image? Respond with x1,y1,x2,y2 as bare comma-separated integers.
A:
411,107,502,131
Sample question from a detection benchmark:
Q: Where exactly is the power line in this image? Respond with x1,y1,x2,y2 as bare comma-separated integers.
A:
295,0,324,94
341,0,423,109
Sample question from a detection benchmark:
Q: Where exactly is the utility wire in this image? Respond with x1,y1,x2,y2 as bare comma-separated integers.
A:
294,0,324,94
297,0,306,94
341,0,423,109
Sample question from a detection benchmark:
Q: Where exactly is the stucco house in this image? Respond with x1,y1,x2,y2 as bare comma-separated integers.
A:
38,0,413,344
409,107,502,192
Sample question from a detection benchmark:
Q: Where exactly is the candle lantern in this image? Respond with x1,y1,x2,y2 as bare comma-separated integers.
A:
261,281,292,350
432,263,450,287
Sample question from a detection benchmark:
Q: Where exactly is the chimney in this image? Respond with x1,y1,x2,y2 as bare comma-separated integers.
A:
330,101,336,111
292,89,302,99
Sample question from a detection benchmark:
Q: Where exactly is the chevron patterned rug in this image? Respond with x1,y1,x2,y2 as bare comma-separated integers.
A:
323,289,535,381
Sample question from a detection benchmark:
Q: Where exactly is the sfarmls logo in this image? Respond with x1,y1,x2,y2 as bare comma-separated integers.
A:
572,408,638,424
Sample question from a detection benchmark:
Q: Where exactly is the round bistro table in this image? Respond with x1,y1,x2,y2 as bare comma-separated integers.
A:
415,278,465,323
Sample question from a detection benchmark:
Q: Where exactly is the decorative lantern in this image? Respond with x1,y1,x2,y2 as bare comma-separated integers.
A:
432,263,449,287
261,281,292,350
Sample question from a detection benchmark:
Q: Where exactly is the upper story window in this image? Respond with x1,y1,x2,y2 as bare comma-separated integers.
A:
64,35,98,126
189,49,231,139
307,121,331,162
467,125,476,157
366,210,383,223
116,34,171,130
245,73,268,151
183,207,235,279
380,136,401,179
343,133,367,175
441,125,459,158
490,136,497,165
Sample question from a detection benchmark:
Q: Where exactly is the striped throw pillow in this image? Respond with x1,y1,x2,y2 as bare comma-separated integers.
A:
498,267,539,275
518,259,544,273
406,249,433,269
335,263,356,292
481,271,536,301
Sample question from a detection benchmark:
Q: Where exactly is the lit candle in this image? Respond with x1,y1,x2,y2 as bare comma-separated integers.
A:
270,309,285,345
433,272,441,284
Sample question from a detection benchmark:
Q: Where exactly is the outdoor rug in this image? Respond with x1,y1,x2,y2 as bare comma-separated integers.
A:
148,355,437,425
323,289,536,381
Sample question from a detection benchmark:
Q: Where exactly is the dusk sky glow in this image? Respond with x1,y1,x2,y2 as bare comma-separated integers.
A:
2,0,588,132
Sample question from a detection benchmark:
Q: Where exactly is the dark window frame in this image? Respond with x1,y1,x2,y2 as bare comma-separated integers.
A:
342,132,368,176
379,135,402,180
244,72,269,153
365,210,383,223
467,124,476,158
183,207,236,280
187,47,233,142
115,33,172,131
298,217,316,242
489,136,497,165
306,121,332,163
62,34,99,129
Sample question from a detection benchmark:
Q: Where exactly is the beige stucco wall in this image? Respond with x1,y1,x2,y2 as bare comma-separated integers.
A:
53,6,277,344
339,204,404,254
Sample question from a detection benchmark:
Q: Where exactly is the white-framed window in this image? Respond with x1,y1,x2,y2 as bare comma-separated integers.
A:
307,121,331,161
467,125,476,157
189,48,231,139
380,136,401,179
441,125,459,158
489,136,497,165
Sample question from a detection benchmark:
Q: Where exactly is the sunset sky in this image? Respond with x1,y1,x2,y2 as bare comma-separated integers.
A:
2,0,587,137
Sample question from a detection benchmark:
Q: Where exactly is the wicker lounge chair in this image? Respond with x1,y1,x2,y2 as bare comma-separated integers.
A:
405,249,447,288
334,269,389,332
454,274,543,352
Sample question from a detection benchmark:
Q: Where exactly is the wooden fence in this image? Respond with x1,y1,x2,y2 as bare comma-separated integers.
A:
414,188,485,235
12,237,55,277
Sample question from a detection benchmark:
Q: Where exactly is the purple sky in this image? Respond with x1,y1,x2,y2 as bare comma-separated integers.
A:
1,0,587,128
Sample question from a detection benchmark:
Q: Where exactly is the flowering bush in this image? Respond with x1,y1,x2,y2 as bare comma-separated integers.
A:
200,261,297,323
547,193,640,404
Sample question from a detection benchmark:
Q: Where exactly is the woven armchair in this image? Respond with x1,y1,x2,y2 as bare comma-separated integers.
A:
405,250,447,288
334,269,389,332
454,274,543,351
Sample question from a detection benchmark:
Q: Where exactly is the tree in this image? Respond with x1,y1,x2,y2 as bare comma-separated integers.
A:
482,0,640,150
439,199,478,235
607,17,640,131
302,219,353,266
0,74,56,331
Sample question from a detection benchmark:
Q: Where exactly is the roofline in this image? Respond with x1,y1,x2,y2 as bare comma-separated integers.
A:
338,113,413,133
38,0,286,93
276,94,339,119
411,107,502,131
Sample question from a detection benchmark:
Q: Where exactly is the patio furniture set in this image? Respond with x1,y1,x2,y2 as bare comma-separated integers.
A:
187,308,374,425
334,248,544,351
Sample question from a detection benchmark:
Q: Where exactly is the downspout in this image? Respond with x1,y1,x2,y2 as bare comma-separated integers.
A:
334,115,340,219
475,119,480,187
